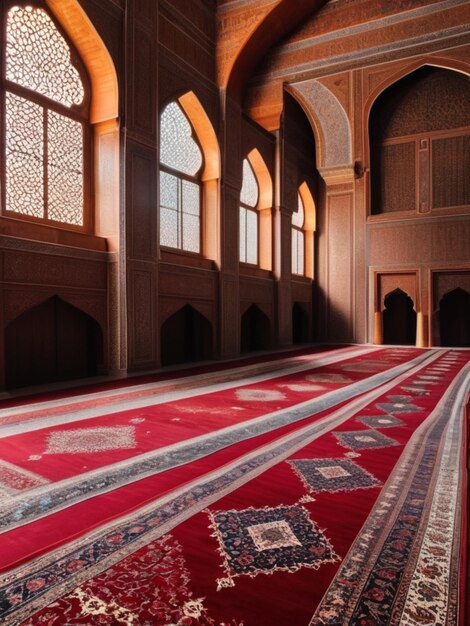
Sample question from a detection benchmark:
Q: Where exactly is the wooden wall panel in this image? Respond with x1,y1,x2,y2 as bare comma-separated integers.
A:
432,135,470,208
239,276,274,308
220,277,239,357
128,265,157,366
326,193,353,341
221,187,241,274
2,251,107,290
159,266,217,301
373,142,416,213
127,25,157,141
369,217,470,265
127,143,157,261
292,280,313,303
158,3,214,81
223,101,242,190
134,0,157,24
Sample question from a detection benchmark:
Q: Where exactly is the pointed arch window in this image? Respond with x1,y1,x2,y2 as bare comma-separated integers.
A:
239,158,259,264
292,192,305,275
294,182,316,279
159,101,203,253
2,3,90,228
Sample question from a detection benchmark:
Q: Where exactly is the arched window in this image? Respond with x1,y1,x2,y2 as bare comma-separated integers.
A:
239,158,259,264
292,192,305,275
159,100,203,253
294,182,316,279
2,3,90,229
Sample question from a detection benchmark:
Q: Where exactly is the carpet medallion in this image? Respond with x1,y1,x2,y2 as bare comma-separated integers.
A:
333,428,400,450
207,504,339,589
289,457,381,493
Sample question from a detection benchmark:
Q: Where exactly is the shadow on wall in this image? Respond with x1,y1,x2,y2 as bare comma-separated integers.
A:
292,302,310,344
160,305,213,366
241,304,271,353
5,296,103,389
383,289,417,345
439,288,470,347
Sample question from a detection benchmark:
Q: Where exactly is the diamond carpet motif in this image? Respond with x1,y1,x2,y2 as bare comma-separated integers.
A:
208,505,339,582
375,395,423,415
334,429,399,450
356,414,403,429
289,457,381,493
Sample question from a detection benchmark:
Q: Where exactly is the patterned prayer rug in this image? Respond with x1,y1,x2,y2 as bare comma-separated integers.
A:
0,346,468,626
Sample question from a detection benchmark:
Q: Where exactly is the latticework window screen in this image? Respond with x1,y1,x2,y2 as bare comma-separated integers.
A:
159,101,202,253
239,159,259,264
3,5,87,227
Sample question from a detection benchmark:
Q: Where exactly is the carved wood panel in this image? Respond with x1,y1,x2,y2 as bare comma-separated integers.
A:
127,142,157,260
326,193,353,341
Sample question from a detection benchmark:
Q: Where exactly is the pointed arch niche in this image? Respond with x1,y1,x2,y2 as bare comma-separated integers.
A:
372,271,424,347
5,296,103,389
46,0,120,248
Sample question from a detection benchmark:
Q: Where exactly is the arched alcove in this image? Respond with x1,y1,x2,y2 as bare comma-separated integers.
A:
369,65,470,215
160,305,213,366
439,288,470,347
5,296,103,389
383,289,417,346
240,305,271,353
292,302,309,344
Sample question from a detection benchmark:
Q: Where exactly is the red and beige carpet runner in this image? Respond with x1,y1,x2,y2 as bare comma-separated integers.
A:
0,345,468,625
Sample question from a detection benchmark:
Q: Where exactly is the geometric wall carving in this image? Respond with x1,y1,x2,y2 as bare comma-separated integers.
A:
288,79,352,168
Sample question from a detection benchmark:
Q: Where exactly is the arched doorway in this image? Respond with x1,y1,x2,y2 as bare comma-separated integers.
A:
439,288,470,347
383,289,417,345
292,302,309,344
5,296,103,389
240,305,271,353
160,305,213,366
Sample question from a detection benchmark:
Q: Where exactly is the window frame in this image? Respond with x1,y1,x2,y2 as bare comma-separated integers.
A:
239,157,260,266
0,0,92,232
159,163,203,255
159,99,204,256
239,202,259,266
292,192,305,276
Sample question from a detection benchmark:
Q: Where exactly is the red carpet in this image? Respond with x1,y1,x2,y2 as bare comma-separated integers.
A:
0,346,468,625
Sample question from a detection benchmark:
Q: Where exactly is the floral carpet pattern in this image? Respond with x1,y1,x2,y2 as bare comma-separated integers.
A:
18,534,241,626
0,346,468,626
